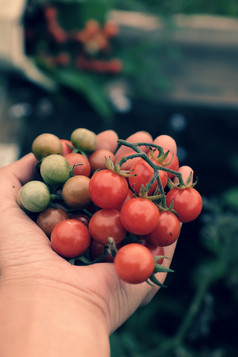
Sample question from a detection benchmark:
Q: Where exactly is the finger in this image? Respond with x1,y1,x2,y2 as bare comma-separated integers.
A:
0,153,37,203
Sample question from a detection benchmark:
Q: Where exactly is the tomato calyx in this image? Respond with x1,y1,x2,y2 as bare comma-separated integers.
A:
156,201,179,218
168,172,198,190
137,183,163,201
149,148,173,167
105,156,136,178
146,257,174,288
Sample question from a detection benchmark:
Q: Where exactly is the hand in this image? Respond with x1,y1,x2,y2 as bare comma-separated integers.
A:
0,153,176,357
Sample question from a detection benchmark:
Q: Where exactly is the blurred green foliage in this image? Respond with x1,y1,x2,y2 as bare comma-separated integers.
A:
114,0,238,17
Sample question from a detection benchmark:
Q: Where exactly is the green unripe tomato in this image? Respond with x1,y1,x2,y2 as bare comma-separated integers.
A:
70,128,97,153
40,154,71,185
18,181,50,212
32,133,63,160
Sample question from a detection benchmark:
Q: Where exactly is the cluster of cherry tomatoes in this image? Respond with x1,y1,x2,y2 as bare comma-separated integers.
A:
17,128,202,286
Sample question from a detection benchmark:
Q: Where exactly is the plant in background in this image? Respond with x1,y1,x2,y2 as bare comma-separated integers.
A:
22,0,174,122
23,0,123,120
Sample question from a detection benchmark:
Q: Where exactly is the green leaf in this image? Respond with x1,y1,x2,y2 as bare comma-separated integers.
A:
55,69,114,122
222,187,238,211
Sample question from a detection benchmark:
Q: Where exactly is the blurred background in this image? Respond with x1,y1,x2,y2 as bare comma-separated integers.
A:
1,1,238,356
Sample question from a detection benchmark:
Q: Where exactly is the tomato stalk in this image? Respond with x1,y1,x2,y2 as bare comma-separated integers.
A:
117,139,185,208
117,140,185,183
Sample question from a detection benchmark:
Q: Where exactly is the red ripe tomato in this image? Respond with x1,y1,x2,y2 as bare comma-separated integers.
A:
129,158,167,195
114,243,155,284
144,211,181,247
64,152,91,177
89,209,127,245
89,169,128,209
60,139,74,156
120,198,160,235
166,187,202,223
51,219,90,258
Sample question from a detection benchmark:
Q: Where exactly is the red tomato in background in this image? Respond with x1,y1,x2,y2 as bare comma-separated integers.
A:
115,131,153,159
89,209,127,246
61,139,74,156
89,169,128,209
88,149,115,173
96,130,118,153
166,187,202,223
144,211,181,247
114,243,155,284
51,219,90,258
153,135,177,155
120,198,160,235
64,152,91,177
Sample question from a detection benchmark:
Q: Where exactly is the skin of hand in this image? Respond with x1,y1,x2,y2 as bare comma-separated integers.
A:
0,153,176,357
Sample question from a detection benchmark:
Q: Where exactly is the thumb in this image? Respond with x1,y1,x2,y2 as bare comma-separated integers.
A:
0,153,37,204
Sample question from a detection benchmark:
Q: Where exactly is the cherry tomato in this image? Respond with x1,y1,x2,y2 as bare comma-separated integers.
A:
64,152,91,177
153,134,177,155
144,211,181,247
166,187,203,223
51,219,90,258
36,207,68,237
114,243,155,284
88,149,115,173
120,198,160,235
129,158,167,195
60,139,74,156
173,165,194,185
115,131,153,159
40,154,71,185
71,128,97,153
89,209,127,245
62,175,91,209
96,130,118,153
32,133,63,160
17,180,50,212
89,169,128,209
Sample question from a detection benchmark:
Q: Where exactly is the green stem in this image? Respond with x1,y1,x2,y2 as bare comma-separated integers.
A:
117,140,184,188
